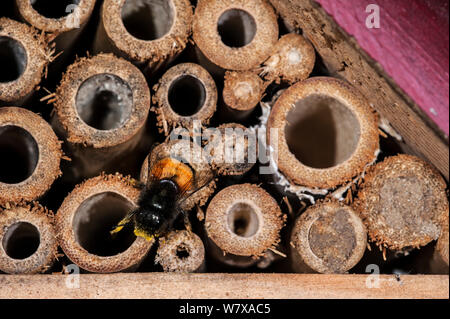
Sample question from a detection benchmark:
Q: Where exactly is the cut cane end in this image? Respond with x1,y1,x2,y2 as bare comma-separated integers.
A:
291,201,367,274
54,53,150,149
16,0,96,34
55,173,154,273
205,184,285,257
262,33,316,84
208,123,256,176
0,202,57,274
193,0,278,71
153,63,217,134
156,230,205,272
0,18,48,104
223,71,265,112
354,154,449,250
101,0,193,64
0,107,62,206
268,76,379,189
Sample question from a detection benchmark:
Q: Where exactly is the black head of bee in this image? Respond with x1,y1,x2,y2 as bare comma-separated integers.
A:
133,178,180,238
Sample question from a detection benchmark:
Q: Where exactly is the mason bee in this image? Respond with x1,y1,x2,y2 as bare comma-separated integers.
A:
111,150,214,241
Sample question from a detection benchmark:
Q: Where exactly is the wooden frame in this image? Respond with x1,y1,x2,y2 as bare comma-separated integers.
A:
0,274,448,299
0,0,448,299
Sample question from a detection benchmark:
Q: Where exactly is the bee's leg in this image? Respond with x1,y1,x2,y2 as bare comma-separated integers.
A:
181,209,192,232
110,212,134,235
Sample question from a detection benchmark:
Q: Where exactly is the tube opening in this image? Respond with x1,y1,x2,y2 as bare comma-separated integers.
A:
31,0,81,19
218,9,256,48
176,244,190,259
73,192,136,257
0,37,27,83
2,222,40,260
76,74,133,131
227,202,259,238
285,94,361,169
122,0,175,41
168,75,206,116
0,125,39,184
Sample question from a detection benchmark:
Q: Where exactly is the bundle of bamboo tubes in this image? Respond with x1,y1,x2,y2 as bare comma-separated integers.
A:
0,0,447,278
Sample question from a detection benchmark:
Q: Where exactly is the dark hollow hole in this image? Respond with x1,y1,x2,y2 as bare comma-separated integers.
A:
0,126,39,184
122,0,175,41
0,37,27,83
76,74,133,131
176,245,190,259
285,94,361,169
2,222,40,260
73,192,136,257
31,0,81,19
227,202,259,238
168,75,206,116
217,9,257,48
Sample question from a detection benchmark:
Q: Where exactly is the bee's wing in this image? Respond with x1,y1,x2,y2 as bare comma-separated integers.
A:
179,167,215,205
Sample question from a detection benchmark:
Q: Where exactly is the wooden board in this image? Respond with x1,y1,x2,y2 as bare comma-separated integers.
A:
269,0,449,180
0,274,448,299
316,0,449,136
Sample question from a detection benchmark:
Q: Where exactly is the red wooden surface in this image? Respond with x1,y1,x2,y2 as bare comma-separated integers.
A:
316,0,449,136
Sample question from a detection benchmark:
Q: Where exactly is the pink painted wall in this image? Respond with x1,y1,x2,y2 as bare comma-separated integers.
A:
316,0,449,136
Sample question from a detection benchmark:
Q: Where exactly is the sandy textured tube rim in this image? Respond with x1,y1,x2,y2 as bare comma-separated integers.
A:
0,107,62,206
354,154,449,250
291,201,367,274
0,203,57,274
193,0,278,71
156,230,205,272
16,0,96,34
0,18,48,103
223,71,265,111
101,0,192,64
437,225,449,266
55,174,154,273
140,140,216,211
262,33,316,84
54,53,150,149
267,77,379,189
208,123,256,176
153,63,217,134
205,184,285,257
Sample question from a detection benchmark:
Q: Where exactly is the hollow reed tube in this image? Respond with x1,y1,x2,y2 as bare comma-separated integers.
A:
0,107,62,206
0,202,57,274
55,174,154,273
52,53,150,182
0,18,49,106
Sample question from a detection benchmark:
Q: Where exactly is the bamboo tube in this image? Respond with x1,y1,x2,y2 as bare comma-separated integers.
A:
140,139,216,211
0,107,62,206
267,77,379,189
55,174,154,273
354,154,449,251
205,184,285,267
0,18,49,106
155,230,205,273
52,53,150,182
94,0,193,73
152,63,217,135
15,0,96,70
432,225,449,274
261,33,316,84
222,71,265,121
193,0,278,72
0,202,57,274
290,201,367,274
205,123,256,176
